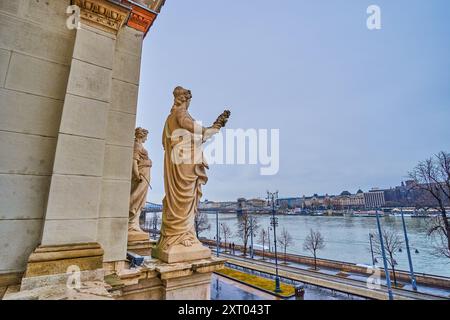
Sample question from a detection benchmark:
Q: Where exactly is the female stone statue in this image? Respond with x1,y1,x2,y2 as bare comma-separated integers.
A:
129,127,152,234
152,86,230,263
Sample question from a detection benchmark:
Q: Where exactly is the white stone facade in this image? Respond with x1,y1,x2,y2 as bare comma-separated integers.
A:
0,0,145,275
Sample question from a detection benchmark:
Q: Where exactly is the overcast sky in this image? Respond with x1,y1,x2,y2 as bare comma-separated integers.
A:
136,0,450,203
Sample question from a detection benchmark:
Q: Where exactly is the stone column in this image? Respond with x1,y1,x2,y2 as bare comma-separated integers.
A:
97,25,144,265
21,0,131,288
98,0,163,267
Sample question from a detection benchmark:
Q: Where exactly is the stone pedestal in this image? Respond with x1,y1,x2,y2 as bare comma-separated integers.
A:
152,243,211,264
20,243,105,291
5,249,225,300
3,281,113,300
2,242,114,300
128,231,149,242
157,257,224,300
127,231,153,256
115,256,226,300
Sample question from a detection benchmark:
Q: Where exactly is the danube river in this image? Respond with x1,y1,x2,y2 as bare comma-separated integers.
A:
202,213,450,278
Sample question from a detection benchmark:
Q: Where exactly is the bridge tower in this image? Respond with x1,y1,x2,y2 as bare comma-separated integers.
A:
237,198,246,216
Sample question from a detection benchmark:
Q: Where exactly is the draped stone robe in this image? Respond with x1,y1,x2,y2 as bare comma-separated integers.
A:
156,105,208,251
129,140,152,231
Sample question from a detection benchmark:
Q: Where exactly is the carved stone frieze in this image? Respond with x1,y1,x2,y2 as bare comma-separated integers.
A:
72,0,130,34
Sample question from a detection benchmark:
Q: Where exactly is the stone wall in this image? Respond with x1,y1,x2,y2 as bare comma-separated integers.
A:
0,0,161,289
0,0,75,274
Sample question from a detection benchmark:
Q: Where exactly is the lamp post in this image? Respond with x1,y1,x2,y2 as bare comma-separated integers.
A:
400,208,418,291
250,215,254,259
267,191,282,293
216,210,219,257
375,208,394,300
369,233,376,266
220,223,224,253
267,226,271,253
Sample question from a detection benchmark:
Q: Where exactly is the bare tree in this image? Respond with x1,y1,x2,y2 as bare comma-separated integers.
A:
257,229,269,260
408,151,450,259
427,217,450,259
220,223,232,252
371,229,404,287
303,229,325,270
236,213,259,256
139,211,146,229
194,211,211,238
149,212,160,239
278,227,293,264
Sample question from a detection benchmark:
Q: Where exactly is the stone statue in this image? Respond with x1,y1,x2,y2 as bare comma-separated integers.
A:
129,127,152,241
152,86,230,263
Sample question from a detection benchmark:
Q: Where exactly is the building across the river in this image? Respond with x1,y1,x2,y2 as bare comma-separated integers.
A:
199,178,446,214
363,189,386,208
278,197,303,209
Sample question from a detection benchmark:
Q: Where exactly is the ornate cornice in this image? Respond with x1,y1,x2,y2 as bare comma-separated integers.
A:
121,0,164,37
133,0,165,13
72,0,131,34
149,0,166,13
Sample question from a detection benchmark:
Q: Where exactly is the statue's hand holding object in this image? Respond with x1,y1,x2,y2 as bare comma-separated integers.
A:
213,109,231,129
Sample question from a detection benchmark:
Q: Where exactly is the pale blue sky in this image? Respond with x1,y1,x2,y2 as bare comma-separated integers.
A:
136,0,450,203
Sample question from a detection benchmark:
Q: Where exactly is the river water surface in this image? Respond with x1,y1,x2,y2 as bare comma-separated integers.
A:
202,213,450,277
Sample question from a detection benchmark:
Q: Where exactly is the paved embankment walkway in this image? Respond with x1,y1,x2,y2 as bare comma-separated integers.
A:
219,253,449,300
214,274,279,300
202,239,450,291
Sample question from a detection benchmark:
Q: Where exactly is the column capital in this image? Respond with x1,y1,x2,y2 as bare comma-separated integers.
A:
72,0,131,34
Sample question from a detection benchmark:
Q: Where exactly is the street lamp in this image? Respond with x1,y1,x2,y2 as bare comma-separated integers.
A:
375,208,394,300
400,208,418,291
220,223,225,253
250,215,254,259
267,191,282,293
216,210,219,257
369,233,376,266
